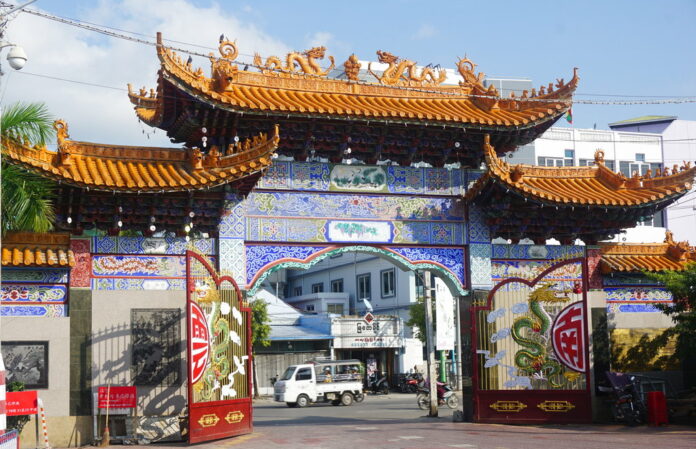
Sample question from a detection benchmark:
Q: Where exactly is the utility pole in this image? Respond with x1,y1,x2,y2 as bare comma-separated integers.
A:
422,273,438,417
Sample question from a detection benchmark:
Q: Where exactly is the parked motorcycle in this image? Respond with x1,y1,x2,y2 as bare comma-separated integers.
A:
601,371,646,426
398,372,423,393
417,381,458,409
368,371,390,394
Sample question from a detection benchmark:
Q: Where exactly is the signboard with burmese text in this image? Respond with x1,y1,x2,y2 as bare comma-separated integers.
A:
331,316,402,349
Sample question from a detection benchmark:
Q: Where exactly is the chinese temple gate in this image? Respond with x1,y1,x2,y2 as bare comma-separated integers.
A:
2,30,696,443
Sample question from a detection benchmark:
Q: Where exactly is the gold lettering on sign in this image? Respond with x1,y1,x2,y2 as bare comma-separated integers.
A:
198,414,220,427
537,400,576,412
225,411,245,424
489,400,527,412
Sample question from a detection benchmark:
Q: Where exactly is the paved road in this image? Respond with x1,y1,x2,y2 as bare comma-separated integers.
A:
221,393,695,449
100,393,696,449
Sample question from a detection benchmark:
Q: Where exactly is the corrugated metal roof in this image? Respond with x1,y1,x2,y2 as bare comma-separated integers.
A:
270,325,333,341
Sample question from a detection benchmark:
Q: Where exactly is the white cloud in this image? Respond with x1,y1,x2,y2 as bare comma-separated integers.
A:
2,0,290,147
306,31,333,48
413,24,436,40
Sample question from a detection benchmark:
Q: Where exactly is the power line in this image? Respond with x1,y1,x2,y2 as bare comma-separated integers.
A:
11,3,696,105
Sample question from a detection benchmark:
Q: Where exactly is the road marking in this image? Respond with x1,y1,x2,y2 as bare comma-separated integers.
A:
449,445,477,448
399,436,424,440
353,426,379,430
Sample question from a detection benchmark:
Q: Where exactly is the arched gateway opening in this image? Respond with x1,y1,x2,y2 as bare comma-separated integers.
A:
245,245,468,398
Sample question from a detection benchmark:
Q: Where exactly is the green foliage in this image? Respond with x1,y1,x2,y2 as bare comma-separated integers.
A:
611,328,680,372
251,299,271,351
1,102,56,235
644,262,696,360
7,381,31,434
406,296,435,343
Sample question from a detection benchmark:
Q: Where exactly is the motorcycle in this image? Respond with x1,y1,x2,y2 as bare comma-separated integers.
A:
601,371,646,426
398,372,423,393
368,371,390,395
417,381,458,409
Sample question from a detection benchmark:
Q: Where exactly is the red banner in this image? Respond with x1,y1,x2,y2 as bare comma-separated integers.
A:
6,391,38,416
97,386,137,409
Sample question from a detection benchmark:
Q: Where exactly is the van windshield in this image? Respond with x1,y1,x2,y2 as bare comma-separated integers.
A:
280,367,296,381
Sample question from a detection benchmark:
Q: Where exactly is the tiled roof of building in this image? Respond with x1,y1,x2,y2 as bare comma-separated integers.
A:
2,120,279,193
608,115,677,126
466,136,696,207
1,232,74,267
600,232,696,273
129,33,578,130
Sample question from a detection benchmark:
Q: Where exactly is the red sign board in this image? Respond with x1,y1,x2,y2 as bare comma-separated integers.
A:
6,390,38,416
97,386,137,409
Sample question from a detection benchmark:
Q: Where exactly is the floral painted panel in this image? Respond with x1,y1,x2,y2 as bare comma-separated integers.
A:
245,192,464,221
605,287,672,313
93,255,186,278
1,269,68,283
256,161,466,195
1,285,67,302
0,305,66,317
492,260,583,289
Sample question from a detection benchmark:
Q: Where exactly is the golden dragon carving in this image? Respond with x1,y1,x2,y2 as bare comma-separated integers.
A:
253,46,335,77
368,50,446,86
456,57,486,87
209,39,240,91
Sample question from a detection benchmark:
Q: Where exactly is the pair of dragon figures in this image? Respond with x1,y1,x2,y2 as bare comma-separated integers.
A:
209,38,483,87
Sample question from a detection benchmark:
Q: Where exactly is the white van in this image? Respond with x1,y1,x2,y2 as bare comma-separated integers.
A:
273,359,364,407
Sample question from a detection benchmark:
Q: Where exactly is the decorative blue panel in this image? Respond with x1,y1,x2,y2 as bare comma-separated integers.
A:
92,278,186,291
245,245,324,285
1,269,68,283
608,304,662,313
257,161,468,195
0,304,66,317
245,192,464,221
218,239,246,287
491,244,584,260
387,246,465,287
219,194,246,239
1,284,67,302
92,237,215,255
467,204,490,244
469,243,493,288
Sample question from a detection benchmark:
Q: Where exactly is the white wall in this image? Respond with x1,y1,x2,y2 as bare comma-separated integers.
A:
662,120,696,245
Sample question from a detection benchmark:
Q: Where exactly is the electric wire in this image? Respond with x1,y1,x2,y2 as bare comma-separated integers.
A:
10,3,696,105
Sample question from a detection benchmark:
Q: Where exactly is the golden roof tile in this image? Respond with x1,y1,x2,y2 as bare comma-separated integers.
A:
129,33,578,129
600,231,696,273
2,120,279,193
466,137,696,207
1,232,74,268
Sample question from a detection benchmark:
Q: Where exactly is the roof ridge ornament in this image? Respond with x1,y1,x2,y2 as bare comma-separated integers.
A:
343,54,361,81
252,46,335,77
210,39,240,91
369,50,447,86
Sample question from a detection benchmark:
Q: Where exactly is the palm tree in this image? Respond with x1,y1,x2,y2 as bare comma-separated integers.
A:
1,102,56,235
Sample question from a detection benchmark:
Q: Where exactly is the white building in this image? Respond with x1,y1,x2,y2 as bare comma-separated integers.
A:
608,116,696,245
511,126,672,243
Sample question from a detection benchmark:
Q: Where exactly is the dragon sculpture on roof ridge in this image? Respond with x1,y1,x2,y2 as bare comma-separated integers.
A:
253,46,335,77
368,50,447,86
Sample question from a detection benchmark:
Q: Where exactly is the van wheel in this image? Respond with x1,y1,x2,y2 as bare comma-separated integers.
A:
341,392,354,406
355,392,365,403
286,402,297,408
296,394,310,408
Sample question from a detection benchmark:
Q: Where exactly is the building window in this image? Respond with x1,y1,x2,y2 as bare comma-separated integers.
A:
538,156,564,167
357,274,371,301
329,252,342,259
381,268,395,298
415,270,424,297
305,304,315,312
564,149,574,166
331,279,344,293
311,283,324,293
579,158,593,167
293,286,302,297
327,303,344,315
636,153,645,162
620,161,655,177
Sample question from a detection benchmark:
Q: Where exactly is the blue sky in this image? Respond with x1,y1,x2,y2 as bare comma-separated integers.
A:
3,0,695,144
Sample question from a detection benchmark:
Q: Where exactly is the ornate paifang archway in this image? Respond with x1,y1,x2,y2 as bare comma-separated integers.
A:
245,244,467,297
472,258,592,423
186,251,252,443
